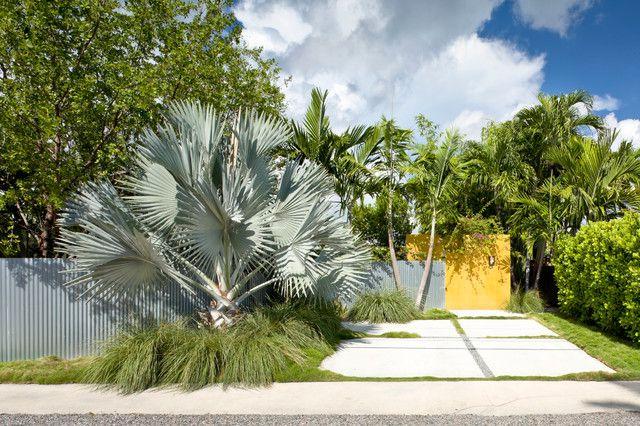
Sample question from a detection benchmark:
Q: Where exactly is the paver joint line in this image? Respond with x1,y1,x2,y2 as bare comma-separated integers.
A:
454,319,495,378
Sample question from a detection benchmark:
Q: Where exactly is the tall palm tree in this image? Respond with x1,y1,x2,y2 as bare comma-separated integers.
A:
59,101,370,326
289,88,383,214
406,129,465,309
515,90,604,178
377,118,412,289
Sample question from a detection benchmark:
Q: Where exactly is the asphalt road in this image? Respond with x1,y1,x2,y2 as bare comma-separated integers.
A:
1,413,639,425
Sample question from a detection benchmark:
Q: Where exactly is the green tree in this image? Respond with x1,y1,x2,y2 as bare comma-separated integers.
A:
288,88,382,215
378,118,412,289
59,102,369,325
351,191,413,262
406,129,466,309
0,0,283,257
514,90,604,179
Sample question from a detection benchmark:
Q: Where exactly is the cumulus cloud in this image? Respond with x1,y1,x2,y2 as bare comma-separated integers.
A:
593,94,619,111
604,113,640,149
514,0,593,36
236,0,549,139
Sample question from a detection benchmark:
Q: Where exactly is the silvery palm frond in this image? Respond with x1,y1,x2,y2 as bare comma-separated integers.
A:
59,101,370,316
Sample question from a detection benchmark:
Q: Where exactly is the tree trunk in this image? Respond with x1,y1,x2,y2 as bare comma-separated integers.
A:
415,209,436,309
387,191,402,290
533,241,546,291
38,203,57,257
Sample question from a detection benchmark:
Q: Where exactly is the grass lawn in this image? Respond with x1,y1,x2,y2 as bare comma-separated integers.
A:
3,312,639,385
533,312,640,380
0,356,91,384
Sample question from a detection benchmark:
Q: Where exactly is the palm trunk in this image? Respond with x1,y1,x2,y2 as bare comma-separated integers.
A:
415,208,436,309
533,241,546,291
387,190,402,290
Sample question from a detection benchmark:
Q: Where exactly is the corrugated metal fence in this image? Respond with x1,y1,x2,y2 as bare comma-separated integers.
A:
0,258,444,362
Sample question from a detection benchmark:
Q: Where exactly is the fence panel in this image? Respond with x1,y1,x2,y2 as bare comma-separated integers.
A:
362,260,446,309
0,258,208,362
1,258,445,361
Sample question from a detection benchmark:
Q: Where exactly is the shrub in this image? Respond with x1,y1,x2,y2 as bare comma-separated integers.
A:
84,301,343,392
554,212,640,344
506,289,545,313
347,290,420,323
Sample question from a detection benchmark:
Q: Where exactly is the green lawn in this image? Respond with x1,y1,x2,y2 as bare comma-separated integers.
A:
533,312,640,380
3,312,639,385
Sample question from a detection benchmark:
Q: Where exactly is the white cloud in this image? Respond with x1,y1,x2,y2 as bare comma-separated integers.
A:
514,0,592,36
604,113,640,149
236,0,545,139
593,94,619,111
235,1,313,54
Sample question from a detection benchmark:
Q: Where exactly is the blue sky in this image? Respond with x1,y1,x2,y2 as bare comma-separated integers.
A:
235,0,640,144
481,0,640,121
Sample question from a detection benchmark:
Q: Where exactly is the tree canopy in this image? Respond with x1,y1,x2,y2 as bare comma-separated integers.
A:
0,0,284,256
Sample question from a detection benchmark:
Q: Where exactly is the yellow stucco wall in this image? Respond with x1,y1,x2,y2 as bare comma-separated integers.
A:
406,234,511,309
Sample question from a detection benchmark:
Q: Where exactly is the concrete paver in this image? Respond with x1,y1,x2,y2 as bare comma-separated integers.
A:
470,338,615,376
459,319,557,337
341,320,458,338
1,382,639,415
452,310,526,318
320,337,484,378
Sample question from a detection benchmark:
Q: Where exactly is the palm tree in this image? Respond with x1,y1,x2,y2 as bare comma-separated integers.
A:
406,129,465,309
378,118,412,290
515,90,604,178
289,88,383,214
59,101,370,326
546,130,640,229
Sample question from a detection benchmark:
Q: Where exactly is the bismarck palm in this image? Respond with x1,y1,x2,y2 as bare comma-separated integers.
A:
58,102,370,326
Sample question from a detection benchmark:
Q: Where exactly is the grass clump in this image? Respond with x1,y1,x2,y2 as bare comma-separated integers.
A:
347,290,420,323
421,308,457,319
83,300,343,393
506,289,545,313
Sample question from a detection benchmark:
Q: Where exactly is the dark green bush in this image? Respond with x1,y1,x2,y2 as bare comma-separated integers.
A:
347,290,420,323
506,289,545,313
554,213,640,344
84,301,343,392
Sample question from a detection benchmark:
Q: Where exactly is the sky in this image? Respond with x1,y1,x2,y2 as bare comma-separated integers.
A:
234,0,640,144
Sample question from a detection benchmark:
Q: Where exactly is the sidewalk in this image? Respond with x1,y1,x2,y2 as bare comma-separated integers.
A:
1,382,639,416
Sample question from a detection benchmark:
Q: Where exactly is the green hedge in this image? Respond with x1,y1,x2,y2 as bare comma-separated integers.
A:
554,213,640,344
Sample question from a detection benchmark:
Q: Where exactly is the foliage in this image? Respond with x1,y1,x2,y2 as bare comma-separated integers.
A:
405,128,466,308
554,213,640,344
443,215,503,255
58,102,370,321
83,301,344,392
288,88,383,214
506,289,545,313
347,290,420,323
535,313,640,379
0,0,284,257
0,356,90,384
351,191,413,261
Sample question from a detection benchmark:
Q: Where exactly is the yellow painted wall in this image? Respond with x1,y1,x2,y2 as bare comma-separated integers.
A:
406,234,511,309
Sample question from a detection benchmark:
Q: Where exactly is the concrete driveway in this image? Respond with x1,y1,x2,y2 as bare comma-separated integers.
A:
325,315,614,378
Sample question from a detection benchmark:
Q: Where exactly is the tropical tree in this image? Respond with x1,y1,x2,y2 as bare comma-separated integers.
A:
0,0,283,257
288,88,383,214
378,118,412,289
406,129,465,309
59,102,370,326
514,90,604,178
546,130,640,229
